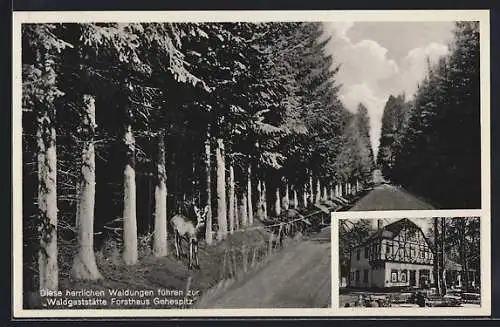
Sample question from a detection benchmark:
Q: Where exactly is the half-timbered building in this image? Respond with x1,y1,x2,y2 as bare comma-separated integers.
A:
349,218,435,288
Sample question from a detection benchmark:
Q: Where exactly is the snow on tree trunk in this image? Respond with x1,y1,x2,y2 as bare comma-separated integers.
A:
216,138,227,240
204,129,213,245
228,163,235,233
37,104,58,291
247,164,253,226
72,94,102,279
322,185,328,201
330,182,335,200
153,129,168,257
275,185,281,216
123,122,138,265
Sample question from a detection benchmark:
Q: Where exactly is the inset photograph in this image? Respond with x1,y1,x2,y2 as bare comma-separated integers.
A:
338,217,481,308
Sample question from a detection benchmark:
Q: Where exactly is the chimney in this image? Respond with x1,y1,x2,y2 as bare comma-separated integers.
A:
377,219,383,230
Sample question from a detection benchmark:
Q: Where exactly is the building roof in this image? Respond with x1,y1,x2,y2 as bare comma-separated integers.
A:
354,218,432,250
368,218,425,241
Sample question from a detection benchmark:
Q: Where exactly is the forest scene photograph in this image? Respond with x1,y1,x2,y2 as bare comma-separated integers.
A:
14,13,484,313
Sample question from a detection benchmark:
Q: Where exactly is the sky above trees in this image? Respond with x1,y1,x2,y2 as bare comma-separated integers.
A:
323,21,454,157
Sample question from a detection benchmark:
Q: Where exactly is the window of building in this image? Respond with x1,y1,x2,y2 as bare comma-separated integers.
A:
364,247,369,259
363,269,369,283
386,243,392,254
355,270,360,282
401,270,407,282
356,249,360,261
391,269,398,283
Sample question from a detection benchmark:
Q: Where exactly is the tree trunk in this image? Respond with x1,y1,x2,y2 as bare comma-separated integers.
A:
433,217,441,295
228,163,235,233
322,185,328,201
440,217,447,294
191,152,198,205
315,179,321,205
234,191,240,231
123,119,138,265
308,174,314,204
153,129,168,257
204,129,213,245
240,188,248,228
256,179,264,220
275,185,281,216
72,94,102,279
347,255,352,288
302,184,308,208
262,180,268,218
460,220,470,290
247,163,253,226
37,101,58,291
293,187,299,209
216,138,227,240
282,181,290,210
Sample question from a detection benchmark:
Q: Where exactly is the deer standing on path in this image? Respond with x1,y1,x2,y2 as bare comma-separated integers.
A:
170,205,208,270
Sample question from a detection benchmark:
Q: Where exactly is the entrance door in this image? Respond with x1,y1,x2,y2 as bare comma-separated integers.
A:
409,270,416,286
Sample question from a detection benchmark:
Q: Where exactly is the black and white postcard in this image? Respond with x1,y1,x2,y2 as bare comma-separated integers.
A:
12,9,490,317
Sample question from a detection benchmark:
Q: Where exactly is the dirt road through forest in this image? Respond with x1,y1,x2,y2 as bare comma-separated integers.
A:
195,227,331,308
349,184,436,211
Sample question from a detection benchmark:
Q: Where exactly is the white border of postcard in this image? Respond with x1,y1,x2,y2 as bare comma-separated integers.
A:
12,9,490,318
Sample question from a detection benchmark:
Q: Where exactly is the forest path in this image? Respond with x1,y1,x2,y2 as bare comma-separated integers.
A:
349,184,436,211
195,227,331,308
